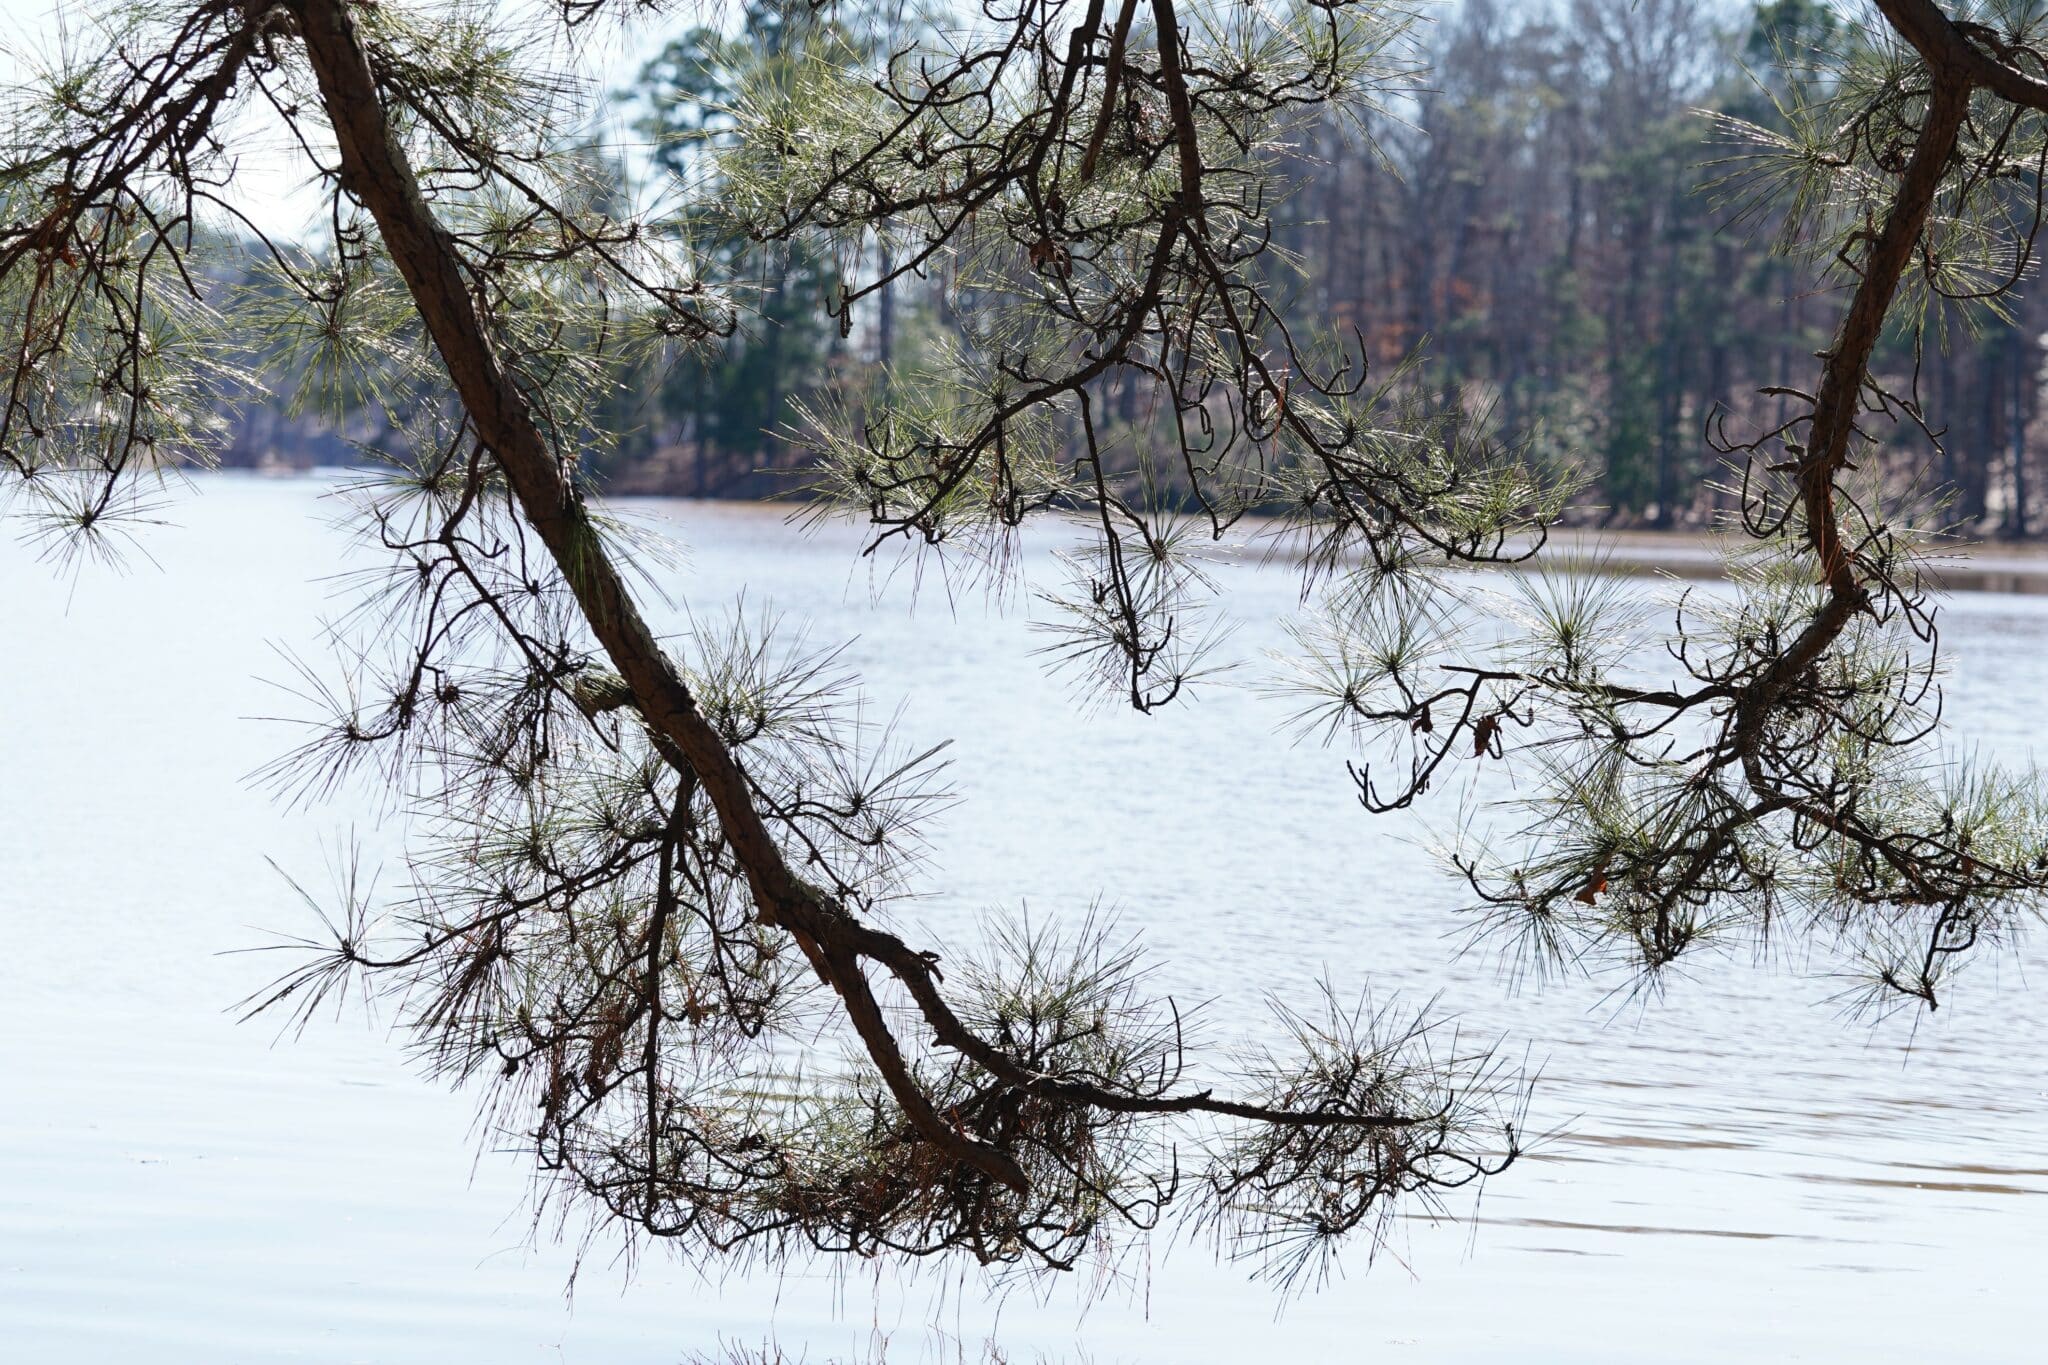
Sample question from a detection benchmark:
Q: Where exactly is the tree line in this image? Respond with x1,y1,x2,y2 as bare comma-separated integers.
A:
1274,0,2042,535
524,0,2031,533
199,2,2047,535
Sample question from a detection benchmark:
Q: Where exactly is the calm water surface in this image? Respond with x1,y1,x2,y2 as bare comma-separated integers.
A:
3,475,2045,1362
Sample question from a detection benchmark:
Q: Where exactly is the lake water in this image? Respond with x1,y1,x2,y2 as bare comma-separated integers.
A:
3,475,2045,1362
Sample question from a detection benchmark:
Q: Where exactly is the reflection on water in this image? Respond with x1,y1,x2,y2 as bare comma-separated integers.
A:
1788,1173,2041,1197
3,476,2046,1363
1480,1218,1806,1242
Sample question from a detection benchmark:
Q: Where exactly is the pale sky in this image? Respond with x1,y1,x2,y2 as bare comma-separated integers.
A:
0,0,682,241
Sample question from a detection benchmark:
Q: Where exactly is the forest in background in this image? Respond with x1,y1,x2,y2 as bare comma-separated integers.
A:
215,0,2048,536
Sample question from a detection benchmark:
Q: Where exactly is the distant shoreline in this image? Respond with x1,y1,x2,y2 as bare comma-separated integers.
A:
209,468,2048,595
1524,528,2048,594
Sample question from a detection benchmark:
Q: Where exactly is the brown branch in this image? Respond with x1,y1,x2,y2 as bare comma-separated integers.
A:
0,3,259,277
1877,0,2048,109
293,0,1030,1195
1149,0,1205,223
1733,69,1972,757
1078,0,1142,184
290,0,1435,1196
